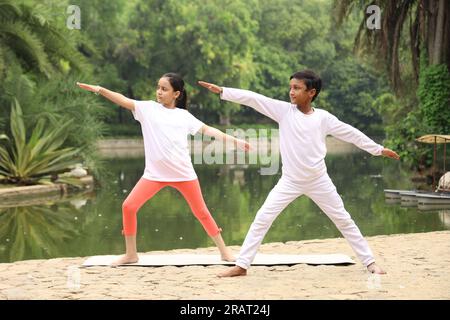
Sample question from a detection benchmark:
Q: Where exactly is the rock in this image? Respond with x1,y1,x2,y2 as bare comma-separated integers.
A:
438,172,450,190
69,164,88,178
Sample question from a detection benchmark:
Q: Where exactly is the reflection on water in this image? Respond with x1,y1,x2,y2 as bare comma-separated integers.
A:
1,151,449,263
0,203,83,262
439,211,450,228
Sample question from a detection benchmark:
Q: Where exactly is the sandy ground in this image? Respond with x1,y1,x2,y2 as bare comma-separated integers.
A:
0,231,449,300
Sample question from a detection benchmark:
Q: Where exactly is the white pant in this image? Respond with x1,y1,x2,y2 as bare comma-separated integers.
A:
236,174,375,269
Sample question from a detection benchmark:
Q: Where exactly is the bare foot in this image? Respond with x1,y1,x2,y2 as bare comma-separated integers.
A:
221,250,236,262
367,262,386,274
221,256,236,262
110,254,139,267
217,266,247,277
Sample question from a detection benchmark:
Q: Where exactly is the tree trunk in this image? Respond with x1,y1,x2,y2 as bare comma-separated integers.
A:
427,0,437,64
410,5,420,82
432,0,445,64
390,1,410,93
444,0,450,68
442,1,450,67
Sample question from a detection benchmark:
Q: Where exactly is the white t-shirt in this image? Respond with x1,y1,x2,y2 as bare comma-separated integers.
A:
132,100,204,181
221,88,384,181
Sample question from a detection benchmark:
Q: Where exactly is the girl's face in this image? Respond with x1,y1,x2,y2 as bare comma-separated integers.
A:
156,77,180,108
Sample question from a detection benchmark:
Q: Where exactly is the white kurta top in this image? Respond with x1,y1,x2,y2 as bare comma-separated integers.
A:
221,88,384,181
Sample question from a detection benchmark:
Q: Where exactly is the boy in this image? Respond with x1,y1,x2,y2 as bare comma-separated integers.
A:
198,70,399,276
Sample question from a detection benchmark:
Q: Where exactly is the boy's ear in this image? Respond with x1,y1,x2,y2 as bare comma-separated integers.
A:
309,88,316,98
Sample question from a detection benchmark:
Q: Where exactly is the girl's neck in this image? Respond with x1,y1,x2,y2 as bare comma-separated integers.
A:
162,102,176,109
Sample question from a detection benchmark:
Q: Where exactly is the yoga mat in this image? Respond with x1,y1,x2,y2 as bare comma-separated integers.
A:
82,253,355,267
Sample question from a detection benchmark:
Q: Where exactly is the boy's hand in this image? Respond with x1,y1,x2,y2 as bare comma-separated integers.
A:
235,139,251,152
198,81,222,94
381,148,400,160
77,82,100,93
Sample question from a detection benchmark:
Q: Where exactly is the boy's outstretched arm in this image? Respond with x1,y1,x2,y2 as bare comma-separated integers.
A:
381,148,400,160
198,80,289,123
327,113,400,160
77,82,135,111
198,81,223,94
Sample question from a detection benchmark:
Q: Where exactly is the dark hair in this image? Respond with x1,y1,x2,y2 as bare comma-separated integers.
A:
161,72,188,109
290,70,322,102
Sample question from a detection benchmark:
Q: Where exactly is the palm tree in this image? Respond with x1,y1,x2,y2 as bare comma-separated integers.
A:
333,0,450,94
334,1,450,167
0,0,85,81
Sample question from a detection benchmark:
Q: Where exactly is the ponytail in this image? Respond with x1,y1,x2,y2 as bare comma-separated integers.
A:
162,72,188,110
176,88,187,110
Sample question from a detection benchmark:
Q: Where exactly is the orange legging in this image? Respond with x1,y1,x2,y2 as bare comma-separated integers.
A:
121,178,220,237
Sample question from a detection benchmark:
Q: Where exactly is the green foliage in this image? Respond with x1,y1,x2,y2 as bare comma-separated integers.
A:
322,58,386,135
384,109,430,167
0,0,86,79
372,91,430,166
334,1,450,168
0,99,81,185
28,74,107,171
0,0,104,177
249,0,385,134
1,70,107,177
374,63,450,167
124,0,258,122
417,64,450,134
1,0,396,149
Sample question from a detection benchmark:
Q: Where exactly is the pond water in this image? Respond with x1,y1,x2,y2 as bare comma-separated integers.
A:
0,145,448,263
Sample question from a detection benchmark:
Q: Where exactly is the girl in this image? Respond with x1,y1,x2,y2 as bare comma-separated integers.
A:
77,73,249,265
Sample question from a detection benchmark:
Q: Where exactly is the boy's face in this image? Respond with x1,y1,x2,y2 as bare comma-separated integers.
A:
289,78,316,107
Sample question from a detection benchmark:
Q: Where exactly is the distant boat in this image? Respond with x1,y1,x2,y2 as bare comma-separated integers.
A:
383,189,434,202
384,134,450,209
383,189,411,201
399,190,442,203
384,189,450,208
418,203,450,211
416,193,450,205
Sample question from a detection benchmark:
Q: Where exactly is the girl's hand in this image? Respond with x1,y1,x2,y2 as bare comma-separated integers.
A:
77,82,100,93
235,139,251,152
198,81,222,94
381,148,400,160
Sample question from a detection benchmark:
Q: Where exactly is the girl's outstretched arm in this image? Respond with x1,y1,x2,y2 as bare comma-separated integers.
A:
76,82,135,111
200,125,251,151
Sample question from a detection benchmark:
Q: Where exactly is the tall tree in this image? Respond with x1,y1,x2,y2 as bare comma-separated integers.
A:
122,0,258,125
334,0,450,94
